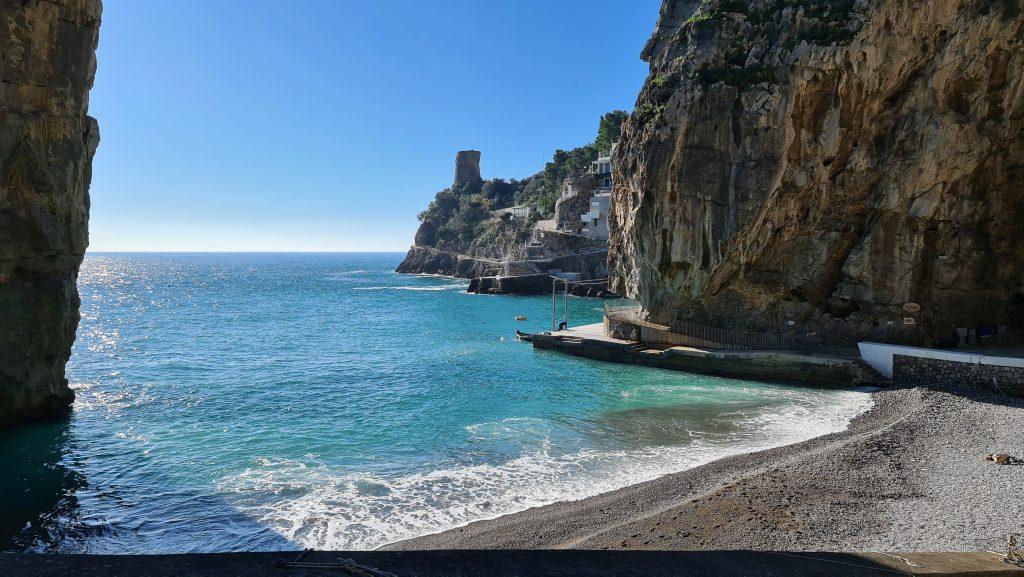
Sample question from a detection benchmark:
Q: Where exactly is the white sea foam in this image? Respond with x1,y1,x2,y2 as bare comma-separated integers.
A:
353,285,468,292
217,390,873,551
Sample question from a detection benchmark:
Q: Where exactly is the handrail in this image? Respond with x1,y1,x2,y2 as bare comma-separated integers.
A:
508,247,607,262
604,301,791,351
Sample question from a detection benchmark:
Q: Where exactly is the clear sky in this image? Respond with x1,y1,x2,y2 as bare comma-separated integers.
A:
88,0,661,252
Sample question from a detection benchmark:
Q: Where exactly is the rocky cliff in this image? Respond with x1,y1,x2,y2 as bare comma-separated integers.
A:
0,0,101,427
610,0,1024,344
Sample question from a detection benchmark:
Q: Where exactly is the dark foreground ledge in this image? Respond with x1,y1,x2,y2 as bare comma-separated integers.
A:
2,550,1021,577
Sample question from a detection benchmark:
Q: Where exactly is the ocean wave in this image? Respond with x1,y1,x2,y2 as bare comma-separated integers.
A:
216,391,873,551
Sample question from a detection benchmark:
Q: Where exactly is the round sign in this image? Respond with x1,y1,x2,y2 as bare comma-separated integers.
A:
902,302,921,313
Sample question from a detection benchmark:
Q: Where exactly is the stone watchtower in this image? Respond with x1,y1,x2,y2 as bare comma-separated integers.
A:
453,150,482,186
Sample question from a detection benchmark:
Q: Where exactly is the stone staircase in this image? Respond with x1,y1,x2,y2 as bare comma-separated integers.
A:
851,359,890,386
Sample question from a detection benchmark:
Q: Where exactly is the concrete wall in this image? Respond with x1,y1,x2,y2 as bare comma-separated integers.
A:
893,355,1024,396
858,342,1024,379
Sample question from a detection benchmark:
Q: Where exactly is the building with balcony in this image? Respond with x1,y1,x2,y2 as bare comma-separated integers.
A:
589,143,617,191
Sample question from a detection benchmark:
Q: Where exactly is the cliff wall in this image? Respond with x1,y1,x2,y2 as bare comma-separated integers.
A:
610,0,1024,344
0,0,101,427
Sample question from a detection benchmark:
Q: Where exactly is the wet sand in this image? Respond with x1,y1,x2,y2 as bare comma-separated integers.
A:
386,383,1024,552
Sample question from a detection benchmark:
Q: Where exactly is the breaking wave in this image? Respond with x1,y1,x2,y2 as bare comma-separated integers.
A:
218,389,873,550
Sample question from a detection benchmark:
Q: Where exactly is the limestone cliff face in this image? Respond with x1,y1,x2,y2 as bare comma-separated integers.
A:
0,0,101,427
610,0,1024,343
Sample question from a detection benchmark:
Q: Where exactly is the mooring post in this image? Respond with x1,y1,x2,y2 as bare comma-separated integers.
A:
563,279,569,329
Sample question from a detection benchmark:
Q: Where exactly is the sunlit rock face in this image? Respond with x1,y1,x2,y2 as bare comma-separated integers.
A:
453,150,482,187
610,0,1024,343
0,0,101,427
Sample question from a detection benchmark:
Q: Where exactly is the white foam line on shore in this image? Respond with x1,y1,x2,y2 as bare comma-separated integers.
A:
217,390,874,551
353,285,468,292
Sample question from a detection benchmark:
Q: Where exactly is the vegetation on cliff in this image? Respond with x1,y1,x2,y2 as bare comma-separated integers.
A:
411,111,627,258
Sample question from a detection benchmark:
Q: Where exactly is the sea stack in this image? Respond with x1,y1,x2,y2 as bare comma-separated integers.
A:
453,150,482,186
0,1,102,428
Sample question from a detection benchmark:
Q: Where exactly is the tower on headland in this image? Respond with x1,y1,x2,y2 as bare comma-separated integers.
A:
453,150,482,186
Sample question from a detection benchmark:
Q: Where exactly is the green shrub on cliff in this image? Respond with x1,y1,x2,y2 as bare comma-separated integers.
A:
686,10,719,24
595,110,628,153
693,64,776,87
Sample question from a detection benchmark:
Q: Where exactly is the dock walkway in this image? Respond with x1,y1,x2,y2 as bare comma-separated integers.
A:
534,323,886,386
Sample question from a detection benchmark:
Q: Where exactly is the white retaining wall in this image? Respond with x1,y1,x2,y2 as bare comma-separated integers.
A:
857,342,1024,379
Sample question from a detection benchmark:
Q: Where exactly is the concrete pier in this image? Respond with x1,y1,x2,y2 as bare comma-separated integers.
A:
533,324,886,386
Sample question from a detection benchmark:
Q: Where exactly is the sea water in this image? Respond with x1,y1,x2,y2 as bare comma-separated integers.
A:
0,253,873,552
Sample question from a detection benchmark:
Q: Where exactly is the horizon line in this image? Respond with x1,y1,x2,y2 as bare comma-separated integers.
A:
85,250,411,254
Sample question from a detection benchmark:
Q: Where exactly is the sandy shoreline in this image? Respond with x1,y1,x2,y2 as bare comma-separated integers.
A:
385,383,1023,552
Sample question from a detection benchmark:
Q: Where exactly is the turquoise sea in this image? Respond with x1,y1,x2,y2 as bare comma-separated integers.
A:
0,253,873,552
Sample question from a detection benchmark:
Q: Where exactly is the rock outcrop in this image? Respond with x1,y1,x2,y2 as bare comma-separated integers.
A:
395,246,500,278
610,0,1024,344
468,274,615,297
453,150,482,186
0,0,101,427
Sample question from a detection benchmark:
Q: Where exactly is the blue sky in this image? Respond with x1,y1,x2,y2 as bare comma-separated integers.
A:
88,0,660,252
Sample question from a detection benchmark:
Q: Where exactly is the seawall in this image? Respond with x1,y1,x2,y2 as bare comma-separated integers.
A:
895,355,1024,396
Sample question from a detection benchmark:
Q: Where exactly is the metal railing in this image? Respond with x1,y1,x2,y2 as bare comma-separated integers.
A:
668,319,787,350
605,301,795,351
509,246,607,262
604,300,927,350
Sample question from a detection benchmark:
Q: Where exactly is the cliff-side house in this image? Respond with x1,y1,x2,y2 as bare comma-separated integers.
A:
491,205,534,220
552,143,617,239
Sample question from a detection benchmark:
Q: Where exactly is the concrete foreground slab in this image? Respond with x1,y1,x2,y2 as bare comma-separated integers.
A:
2,550,1021,577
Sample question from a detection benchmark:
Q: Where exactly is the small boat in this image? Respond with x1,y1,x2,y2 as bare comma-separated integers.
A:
514,329,533,342
515,315,527,321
